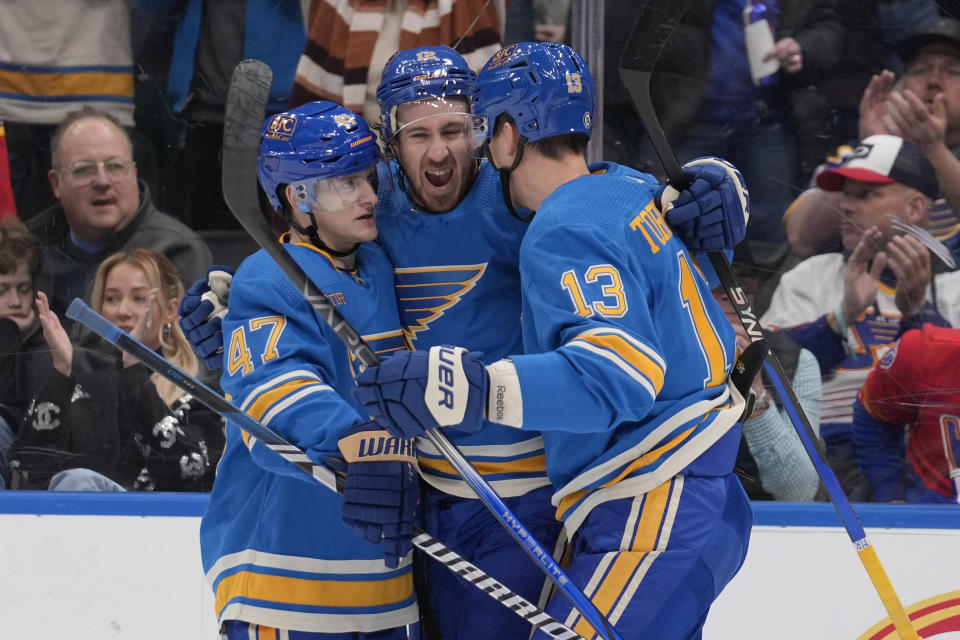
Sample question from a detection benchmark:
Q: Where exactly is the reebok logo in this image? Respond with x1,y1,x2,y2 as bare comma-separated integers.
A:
494,384,506,422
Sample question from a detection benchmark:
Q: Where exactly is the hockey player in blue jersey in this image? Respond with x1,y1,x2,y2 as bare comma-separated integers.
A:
372,46,561,640
199,101,419,639
354,42,753,640
183,46,750,640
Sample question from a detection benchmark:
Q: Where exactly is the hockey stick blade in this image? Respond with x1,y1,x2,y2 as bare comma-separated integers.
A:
222,60,618,639
65,297,590,640
730,338,767,398
729,338,768,421
619,6,921,637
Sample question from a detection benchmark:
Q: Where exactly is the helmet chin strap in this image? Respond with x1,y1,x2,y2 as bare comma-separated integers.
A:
484,138,534,223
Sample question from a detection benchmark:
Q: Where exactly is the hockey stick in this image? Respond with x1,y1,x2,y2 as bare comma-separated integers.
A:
619,6,921,639
65,297,591,640
222,59,621,640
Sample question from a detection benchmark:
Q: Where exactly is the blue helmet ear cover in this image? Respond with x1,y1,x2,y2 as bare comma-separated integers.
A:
472,42,594,144
377,45,477,141
256,100,380,212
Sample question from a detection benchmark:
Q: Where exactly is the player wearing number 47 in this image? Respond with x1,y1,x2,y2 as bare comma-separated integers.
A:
198,102,419,639
355,42,753,640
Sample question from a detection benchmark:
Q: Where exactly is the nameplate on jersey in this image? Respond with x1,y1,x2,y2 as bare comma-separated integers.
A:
338,430,417,463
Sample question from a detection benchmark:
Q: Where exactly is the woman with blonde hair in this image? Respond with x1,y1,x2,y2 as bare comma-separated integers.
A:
9,248,223,491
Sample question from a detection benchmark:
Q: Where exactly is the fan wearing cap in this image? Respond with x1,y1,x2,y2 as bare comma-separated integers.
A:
786,16,960,260
762,133,960,500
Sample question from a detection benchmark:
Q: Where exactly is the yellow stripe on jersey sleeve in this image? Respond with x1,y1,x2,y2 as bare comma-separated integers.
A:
568,329,665,397
214,570,413,618
244,378,331,424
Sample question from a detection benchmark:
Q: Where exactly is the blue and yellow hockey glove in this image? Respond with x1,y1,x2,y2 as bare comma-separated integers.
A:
326,421,420,569
656,156,750,254
354,346,488,439
177,265,233,370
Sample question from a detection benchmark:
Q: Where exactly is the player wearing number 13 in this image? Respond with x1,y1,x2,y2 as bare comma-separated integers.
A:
356,42,752,639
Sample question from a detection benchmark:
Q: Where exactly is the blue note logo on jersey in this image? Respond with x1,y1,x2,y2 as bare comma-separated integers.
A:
393,264,487,341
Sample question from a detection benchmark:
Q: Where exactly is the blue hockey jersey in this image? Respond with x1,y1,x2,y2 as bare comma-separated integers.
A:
376,159,551,498
509,162,747,534
200,239,416,633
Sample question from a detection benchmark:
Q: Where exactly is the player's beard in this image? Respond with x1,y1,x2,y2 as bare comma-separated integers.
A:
407,158,477,213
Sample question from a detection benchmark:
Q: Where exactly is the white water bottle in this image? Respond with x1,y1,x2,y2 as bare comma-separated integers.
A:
743,0,780,86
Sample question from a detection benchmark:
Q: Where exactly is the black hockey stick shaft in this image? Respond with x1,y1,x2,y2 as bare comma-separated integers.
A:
223,59,620,640
65,297,590,640
618,6,920,637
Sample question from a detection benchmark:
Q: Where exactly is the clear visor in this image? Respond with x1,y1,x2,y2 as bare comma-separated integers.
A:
291,168,378,215
389,99,485,159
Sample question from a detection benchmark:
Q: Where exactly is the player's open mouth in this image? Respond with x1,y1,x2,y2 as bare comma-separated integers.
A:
425,168,453,188
91,197,116,207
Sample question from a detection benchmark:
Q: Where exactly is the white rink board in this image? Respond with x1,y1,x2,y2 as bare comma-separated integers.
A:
1,494,958,639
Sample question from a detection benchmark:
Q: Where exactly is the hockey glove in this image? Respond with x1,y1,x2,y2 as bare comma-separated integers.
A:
354,346,488,440
327,421,420,569
656,156,750,253
178,266,234,370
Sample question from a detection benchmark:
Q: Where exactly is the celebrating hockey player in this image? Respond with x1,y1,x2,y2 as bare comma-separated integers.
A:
354,42,752,640
199,101,419,638
183,46,751,640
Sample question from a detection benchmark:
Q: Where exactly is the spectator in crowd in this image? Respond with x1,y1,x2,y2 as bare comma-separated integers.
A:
785,16,960,261
290,0,504,122
853,325,960,504
26,106,211,336
134,0,307,230
0,219,51,490
0,1,161,220
761,134,960,500
8,248,222,491
629,0,842,247
717,246,822,502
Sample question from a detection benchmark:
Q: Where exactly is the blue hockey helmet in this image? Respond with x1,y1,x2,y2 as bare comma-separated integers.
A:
257,100,379,211
472,42,594,144
377,45,477,141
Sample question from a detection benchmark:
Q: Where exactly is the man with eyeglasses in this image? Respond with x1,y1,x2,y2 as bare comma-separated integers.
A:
25,106,211,342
